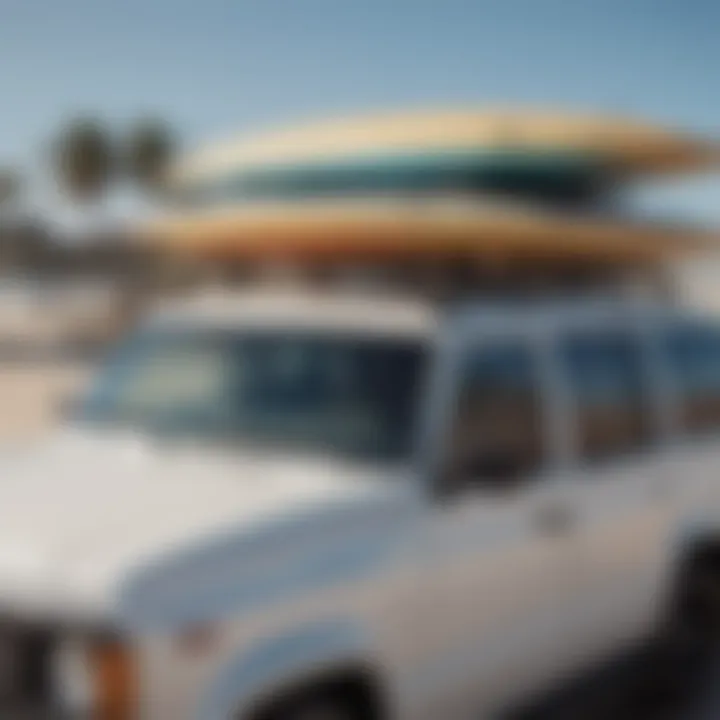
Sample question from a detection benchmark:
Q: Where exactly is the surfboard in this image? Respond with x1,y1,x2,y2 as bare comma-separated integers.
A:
142,197,714,265
171,109,720,190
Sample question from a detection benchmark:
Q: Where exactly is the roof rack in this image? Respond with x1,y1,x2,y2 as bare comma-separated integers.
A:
151,253,674,309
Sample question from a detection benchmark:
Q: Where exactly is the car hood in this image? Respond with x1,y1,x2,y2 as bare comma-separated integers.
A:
0,427,401,621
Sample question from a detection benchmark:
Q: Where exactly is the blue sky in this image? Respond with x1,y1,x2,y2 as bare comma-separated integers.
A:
0,0,718,220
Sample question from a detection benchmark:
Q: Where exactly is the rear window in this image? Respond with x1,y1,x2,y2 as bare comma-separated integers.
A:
662,323,720,435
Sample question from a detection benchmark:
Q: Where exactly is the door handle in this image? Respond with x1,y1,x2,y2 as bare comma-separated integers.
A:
534,504,575,535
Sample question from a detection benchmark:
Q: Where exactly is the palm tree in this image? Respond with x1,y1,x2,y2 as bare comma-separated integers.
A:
125,118,176,194
52,115,177,201
0,169,21,211
50,116,178,334
121,118,178,318
52,117,115,202
0,168,23,270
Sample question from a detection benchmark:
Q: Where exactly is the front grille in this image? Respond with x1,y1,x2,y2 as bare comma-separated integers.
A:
0,622,69,719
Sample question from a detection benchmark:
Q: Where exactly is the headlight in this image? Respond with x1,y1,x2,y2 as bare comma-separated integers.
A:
53,635,138,719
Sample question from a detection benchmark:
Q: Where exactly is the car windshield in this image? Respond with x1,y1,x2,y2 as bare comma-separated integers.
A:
78,326,428,462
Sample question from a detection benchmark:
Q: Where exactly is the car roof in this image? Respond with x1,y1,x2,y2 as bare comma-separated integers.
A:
146,287,703,341
149,287,441,340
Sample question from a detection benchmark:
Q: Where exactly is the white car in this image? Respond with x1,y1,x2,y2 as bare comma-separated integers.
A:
1,289,719,719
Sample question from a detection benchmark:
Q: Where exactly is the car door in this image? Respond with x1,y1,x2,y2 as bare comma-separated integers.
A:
550,316,680,664
410,328,584,719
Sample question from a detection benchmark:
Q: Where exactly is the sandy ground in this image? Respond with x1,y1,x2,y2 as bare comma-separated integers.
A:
0,361,91,439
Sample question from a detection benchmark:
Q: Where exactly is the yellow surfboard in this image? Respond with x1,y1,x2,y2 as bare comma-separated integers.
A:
142,197,715,265
171,108,720,185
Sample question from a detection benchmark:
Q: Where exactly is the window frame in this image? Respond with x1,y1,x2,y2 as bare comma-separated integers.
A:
418,303,675,501
425,317,561,499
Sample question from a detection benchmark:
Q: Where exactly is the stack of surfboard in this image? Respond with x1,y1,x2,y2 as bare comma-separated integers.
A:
143,109,720,265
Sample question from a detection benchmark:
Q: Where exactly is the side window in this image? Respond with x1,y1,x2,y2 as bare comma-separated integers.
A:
559,329,653,463
445,341,545,490
662,323,720,435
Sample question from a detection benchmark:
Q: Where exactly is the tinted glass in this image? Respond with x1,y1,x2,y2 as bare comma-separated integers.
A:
663,323,720,434
79,328,427,462
446,342,545,488
559,329,652,462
